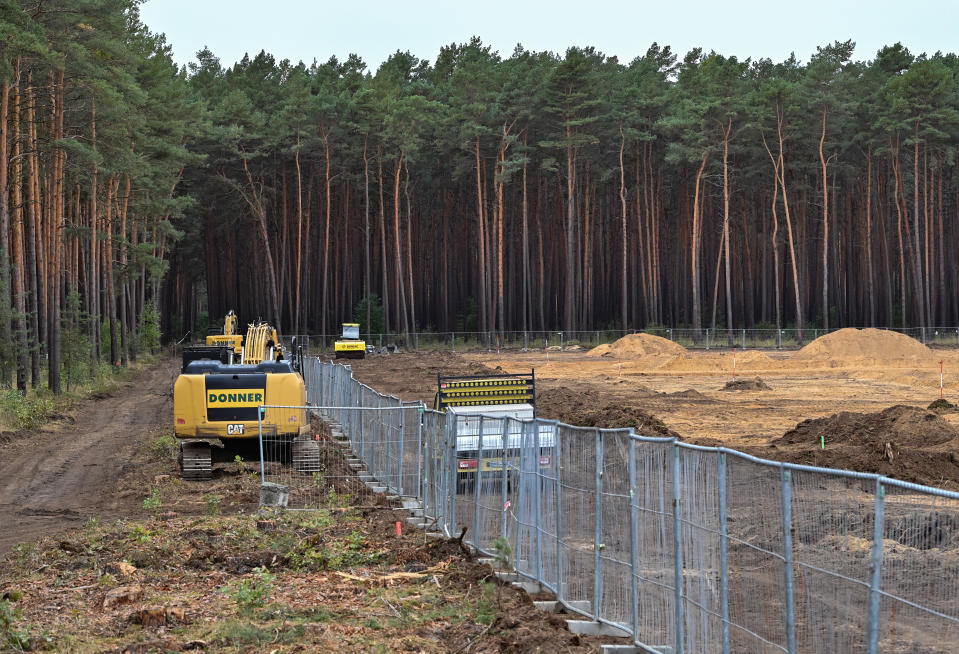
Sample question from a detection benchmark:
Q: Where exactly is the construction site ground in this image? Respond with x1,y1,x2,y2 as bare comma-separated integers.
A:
2,327,958,652
350,328,959,490
0,358,613,652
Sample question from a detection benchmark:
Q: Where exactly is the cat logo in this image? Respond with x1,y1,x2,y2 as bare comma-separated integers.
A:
227,424,245,435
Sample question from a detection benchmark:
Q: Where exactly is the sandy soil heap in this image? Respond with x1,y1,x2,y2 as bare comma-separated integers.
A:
796,327,932,361
588,333,688,358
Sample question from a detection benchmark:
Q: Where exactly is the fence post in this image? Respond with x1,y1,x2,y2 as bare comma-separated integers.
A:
777,329,782,350
416,405,424,499
628,436,640,643
258,406,266,480
706,328,710,351
474,417,485,549
742,328,746,349
781,467,797,654
866,480,886,654
398,405,407,496
719,452,730,654
501,418,510,542
555,427,565,603
449,416,457,536
524,330,528,351
534,421,544,583
672,442,685,654
593,429,604,619
451,331,456,353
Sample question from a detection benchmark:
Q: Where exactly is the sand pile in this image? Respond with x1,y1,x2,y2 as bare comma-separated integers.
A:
795,328,932,361
588,333,687,359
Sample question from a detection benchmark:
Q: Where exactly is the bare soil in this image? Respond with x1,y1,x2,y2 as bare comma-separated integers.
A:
348,329,959,490
0,360,178,553
0,357,615,652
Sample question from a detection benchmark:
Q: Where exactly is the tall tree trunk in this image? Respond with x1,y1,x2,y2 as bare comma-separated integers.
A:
563,127,576,334
25,75,41,386
761,132,782,332
294,136,303,337
363,135,371,338
392,154,408,340
618,122,628,331
377,149,390,336
819,105,829,330
404,160,416,338
891,135,907,328
722,120,733,340
11,65,28,392
866,147,875,327
691,152,708,340
911,121,926,330
0,76,12,386
474,136,487,339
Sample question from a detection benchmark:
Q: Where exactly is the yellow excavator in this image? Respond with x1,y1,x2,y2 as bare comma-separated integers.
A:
173,313,309,479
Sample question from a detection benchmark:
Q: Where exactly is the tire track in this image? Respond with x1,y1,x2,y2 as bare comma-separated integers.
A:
0,359,176,552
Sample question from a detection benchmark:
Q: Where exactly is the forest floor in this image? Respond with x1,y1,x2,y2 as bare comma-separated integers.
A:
0,357,612,653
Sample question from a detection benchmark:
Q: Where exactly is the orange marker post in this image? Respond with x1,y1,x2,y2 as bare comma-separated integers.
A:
395,521,402,536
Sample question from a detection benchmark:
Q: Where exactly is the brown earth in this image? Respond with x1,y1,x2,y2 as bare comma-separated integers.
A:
348,328,959,490
0,359,178,553
0,357,615,652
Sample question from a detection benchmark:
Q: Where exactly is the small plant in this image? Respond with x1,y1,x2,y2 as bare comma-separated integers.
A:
98,573,117,587
222,566,274,615
0,599,30,650
129,525,152,543
150,433,179,459
204,493,221,516
234,454,245,473
475,581,496,625
142,487,162,513
492,536,512,570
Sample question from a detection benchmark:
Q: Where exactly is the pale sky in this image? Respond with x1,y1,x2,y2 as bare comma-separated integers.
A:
139,0,958,73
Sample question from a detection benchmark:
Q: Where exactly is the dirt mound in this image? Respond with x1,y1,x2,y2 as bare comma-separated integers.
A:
751,405,959,489
795,328,932,361
666,389,708,400
721,377,771,391
537,387,678,437
588,333,687,359
776,405,956,449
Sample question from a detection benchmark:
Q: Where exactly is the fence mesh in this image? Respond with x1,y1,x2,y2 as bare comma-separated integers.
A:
265,357,959,653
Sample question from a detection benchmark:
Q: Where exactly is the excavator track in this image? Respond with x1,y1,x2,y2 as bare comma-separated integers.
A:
180,441,212,480
292,438,322,474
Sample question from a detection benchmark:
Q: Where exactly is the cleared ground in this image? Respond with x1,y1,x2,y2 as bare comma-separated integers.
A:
347,328,959,490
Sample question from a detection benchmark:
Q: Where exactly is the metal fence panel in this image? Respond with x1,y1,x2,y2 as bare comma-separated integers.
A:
288,357,959,653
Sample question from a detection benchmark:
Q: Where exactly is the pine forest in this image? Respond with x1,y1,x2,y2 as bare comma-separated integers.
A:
3,0,959,394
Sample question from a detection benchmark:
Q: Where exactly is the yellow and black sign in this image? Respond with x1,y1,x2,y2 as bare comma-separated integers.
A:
206,389,264,408
436,374,536,409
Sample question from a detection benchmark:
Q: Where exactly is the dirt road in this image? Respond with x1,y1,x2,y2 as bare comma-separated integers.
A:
0,359,176,553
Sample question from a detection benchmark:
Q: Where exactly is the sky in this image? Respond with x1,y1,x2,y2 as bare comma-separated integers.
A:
139,0,959,73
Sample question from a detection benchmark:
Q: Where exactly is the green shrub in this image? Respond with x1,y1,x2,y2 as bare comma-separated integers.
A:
222,566,274,615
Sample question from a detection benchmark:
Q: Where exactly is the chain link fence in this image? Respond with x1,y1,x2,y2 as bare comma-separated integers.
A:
284,326,959,354
259,357,959,653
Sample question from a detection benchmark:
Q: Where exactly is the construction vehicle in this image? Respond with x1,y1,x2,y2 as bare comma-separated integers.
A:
173,314,311,479
434,371,554,492
334,323,366,359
